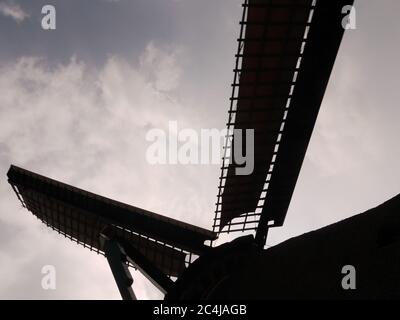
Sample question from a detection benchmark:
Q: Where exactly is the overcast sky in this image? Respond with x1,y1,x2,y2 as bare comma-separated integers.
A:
1,0,400,299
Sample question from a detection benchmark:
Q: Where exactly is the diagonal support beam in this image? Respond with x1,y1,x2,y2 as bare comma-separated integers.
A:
116,237,175,295
101,235,137,300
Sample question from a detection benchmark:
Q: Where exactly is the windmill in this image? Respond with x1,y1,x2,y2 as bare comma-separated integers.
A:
7,0,356,299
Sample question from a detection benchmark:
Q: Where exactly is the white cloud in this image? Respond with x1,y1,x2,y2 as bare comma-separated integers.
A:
139,42,184,92
0,2,29,23
0,43,218,299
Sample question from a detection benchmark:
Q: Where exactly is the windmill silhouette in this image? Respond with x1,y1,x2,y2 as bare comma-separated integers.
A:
8,0,367,299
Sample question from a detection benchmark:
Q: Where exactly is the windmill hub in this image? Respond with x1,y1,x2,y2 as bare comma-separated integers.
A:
166,235,258,300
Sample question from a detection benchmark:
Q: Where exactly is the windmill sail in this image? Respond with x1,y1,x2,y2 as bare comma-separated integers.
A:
214,0,354,244
8,165,216,277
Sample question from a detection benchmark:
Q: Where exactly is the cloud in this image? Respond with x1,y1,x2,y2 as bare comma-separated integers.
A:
0,42,219,299
0,2,29,23
139,42,184,92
